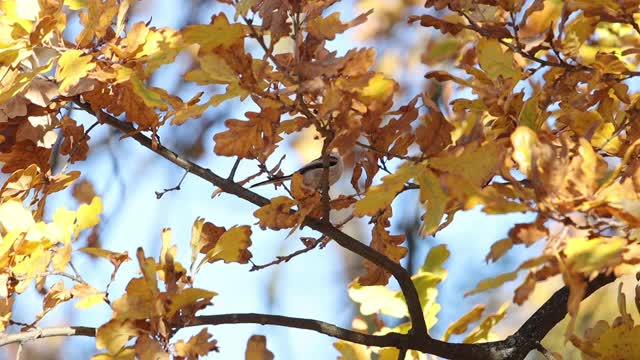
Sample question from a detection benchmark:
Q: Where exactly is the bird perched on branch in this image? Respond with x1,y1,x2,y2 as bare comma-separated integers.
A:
251,152,343,189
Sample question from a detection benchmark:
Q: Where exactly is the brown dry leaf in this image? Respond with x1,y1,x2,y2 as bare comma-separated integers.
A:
36,280,72,322
416,112,453,157
409,15,467,35
72,179,97,204
96,319,141,355
509,222,547,246
307,10,372,41
198,225,253,269
135,336,169,360
245,335,274,360
60,116,89,163
0,141,52,173
253,196,299,230
174,328,219,359
213,107,282,160
359,208,407,286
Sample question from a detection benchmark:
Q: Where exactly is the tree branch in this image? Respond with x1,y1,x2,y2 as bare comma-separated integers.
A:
194,313,408,347
499,273,616,359
0,272,616,360
0,326,95,347
75,100,428,338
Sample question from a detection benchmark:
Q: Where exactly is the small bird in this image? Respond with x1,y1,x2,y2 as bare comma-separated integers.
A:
251,152,343,189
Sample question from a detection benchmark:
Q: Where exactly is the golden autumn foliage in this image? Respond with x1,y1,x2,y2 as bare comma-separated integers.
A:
3,0,640,359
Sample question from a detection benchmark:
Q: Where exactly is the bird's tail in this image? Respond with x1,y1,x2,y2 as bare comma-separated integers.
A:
250,175,293,188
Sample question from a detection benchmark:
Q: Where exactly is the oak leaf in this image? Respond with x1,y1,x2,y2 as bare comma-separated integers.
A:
174,328,219,358
245,335,274,360
254,196,298,230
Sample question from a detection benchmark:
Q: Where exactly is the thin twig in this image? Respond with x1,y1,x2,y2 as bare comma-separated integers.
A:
155,169,189,199
12,271,89,286
251,214,355,271
355,141,418,161
68,261,85,284
250,238,319,271
228,157,242,181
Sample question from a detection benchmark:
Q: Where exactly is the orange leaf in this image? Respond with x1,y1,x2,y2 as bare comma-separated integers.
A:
245,335,274,360
253,196,298,231
174,328,219,358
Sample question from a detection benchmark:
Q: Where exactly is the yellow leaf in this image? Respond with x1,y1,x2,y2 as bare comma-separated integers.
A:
234,0,255,21
477,38,520,80
185,53,237,85
357,73,397,106
354,163,416,216
245,335,274,360
11,245,50,278
96,319,140,354
0,200,34,233
334,340,371,360
76,0,119,47
64,0,89,10
71,283,106,309
519,95,542,130
465,271,518,296
415,169,447,235
510,126,537,175
429,141,505,188
348,283,408,318
564,237,626,274
463,303,509,343
442,305,485,341
56,49,96,95
75,196,102,237
91,348,136,360
207,82,250,106
112,277,161,319
485,238,513,263
129,76,168,110
253,196,299,230
420,244,449,278
167,288,217,317
52,244,71,271
0,62,54,104
182,13,246,51
198,225,252,268
466,255,553,296
307,12,349,40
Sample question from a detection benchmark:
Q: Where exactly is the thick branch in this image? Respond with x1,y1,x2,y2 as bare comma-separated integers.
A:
0,273,616,360
194,313,407,347
76,101,428,337
502,273,616,359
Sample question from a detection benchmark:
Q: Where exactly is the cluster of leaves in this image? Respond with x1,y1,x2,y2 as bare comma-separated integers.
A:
3,0,640,359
